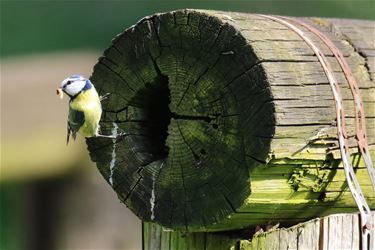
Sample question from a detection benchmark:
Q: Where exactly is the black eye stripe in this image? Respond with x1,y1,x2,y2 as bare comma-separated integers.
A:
66,81,72,85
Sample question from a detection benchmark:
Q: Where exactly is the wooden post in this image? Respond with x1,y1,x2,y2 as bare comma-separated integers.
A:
143,222,237,250
86,9,375,248
143,212,374,250
243,212,374,250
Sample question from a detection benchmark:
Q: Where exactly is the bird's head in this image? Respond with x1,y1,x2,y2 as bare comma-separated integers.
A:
56,75,91,99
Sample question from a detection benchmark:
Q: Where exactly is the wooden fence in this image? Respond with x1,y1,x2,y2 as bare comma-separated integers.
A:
144,212,374,250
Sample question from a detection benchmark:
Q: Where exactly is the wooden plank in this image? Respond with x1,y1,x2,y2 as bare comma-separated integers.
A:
143,222,237,250
143,213,373,249
244,212,374,250
297,219,320,250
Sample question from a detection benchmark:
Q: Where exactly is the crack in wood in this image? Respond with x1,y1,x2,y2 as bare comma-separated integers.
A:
176,121,200,161
99,59,135,93
171,112,213,123
341,34,373,82
246,154,267,164
122,175,143,203
177,66,210,108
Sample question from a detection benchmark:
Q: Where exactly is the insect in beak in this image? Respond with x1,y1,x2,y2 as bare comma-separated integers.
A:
56,88,64,99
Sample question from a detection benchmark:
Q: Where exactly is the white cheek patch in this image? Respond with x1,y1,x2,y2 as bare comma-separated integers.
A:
65,80,86,96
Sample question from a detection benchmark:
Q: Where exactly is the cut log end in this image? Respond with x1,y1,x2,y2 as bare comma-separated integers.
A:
86,9,375,232
87,9,275,230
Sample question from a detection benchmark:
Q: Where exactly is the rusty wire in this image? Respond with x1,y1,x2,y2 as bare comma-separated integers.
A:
258,14,374,250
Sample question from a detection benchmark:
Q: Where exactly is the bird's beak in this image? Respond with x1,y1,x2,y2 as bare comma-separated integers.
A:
56,88,64,99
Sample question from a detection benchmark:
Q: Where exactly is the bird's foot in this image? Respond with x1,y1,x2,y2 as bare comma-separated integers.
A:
100,93,111,101
96,132,129,139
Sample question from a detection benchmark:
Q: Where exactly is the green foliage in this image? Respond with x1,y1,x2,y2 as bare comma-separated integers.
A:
1,0,374,57
0,184,27,250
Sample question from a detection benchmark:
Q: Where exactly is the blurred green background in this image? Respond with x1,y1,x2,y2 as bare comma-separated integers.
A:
2,0,374,58
1,1,374,249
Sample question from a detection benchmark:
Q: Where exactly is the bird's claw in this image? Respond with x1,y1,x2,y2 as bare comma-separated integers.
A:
116,132,128,138
100,93,111,101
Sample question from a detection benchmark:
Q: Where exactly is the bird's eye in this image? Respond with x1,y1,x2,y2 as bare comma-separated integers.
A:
66,81,72,85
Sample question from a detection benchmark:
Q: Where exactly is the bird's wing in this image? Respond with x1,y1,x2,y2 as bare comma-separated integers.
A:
67,108,85,144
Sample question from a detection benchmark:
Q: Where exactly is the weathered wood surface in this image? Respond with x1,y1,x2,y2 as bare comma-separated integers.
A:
144,212,374,250
143,222,236,250
87,9,375,231
243,212,374,250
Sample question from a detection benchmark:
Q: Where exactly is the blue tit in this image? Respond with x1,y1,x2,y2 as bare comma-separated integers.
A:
56,75,101,144
57,74,120,144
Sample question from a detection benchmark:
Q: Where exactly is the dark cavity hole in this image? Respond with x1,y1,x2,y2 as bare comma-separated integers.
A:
129,73,171,160
212,124,219,129
200,149,206,155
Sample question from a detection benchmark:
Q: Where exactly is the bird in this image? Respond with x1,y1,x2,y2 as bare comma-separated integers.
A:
56,74,120,144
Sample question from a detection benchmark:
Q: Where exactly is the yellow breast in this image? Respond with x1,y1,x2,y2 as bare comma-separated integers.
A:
70,88,102,137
